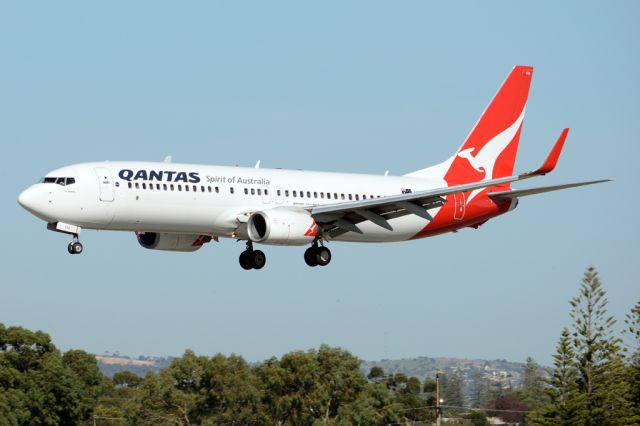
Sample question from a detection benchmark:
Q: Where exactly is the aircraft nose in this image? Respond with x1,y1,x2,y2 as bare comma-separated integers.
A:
18,186,47,217
18,187,35,210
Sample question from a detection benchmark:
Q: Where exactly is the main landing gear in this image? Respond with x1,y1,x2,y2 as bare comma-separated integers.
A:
67,235,83,255
239,241,266,270
304,241,331,267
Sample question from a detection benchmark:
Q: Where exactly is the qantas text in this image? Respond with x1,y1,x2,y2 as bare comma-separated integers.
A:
118,169,200,183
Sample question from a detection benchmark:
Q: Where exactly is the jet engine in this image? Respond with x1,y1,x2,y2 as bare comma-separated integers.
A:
136,232,211,252
247,208,317,245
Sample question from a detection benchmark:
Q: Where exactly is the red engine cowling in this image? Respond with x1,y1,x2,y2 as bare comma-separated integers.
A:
247,208,317,246
136,232,211,252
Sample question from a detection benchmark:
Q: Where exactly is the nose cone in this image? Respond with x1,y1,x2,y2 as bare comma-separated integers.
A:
18,186,49,219
18,187,36,210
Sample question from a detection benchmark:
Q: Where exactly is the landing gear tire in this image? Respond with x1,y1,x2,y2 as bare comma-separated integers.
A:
68,240,83,255
72,242,83,254
315,246,331,266
304,247,318,267
239,241,267,270
251,250,266,270
239,251,252,270
304,244,331,267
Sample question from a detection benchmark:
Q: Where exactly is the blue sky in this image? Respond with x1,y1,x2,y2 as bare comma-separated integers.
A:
1,1,638,366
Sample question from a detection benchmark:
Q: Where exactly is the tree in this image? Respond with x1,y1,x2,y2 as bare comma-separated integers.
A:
367,366,384,381
112,370,143,388
521,356,547,410
624,299,640,415
464,410,489,426
487,395,526,423
570,267,637,425
532,328,586,425
0,324,101,425
440,370,464,409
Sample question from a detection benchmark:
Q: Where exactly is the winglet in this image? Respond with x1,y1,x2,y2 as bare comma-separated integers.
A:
522,128,569,177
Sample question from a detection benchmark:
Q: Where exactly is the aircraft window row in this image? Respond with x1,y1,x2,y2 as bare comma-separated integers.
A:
275,189,382,201
126,182,221,193
124,181,382,201
243,187,268,196
41,177,76,186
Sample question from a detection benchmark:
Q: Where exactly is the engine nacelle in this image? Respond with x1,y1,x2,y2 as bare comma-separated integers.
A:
136,232,211,252
247,208,317,245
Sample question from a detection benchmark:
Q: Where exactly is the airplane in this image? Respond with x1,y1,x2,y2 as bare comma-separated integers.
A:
17,65,608,270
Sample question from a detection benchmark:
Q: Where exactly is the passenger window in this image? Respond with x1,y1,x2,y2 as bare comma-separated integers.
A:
257,188,262,195
163,184,167,191
334,193,338,199
149,184,153,190
363,195,366,199
230,187,234,194
277,189,281,196
135,182,140,189
128,182,132,189
215,186,219,193
299,191,303,198
355,194,359,200
193,185,197,192
201,186,205,192
185,185,189,192
306,191,311,198
156,184,160,190
244,188,249,195
349,194,353,200
285,190,289,197
207,186,211,193
327,193,331,199
314,192,318,198
341,193,345,200
320,192,324,199
170,184,174,191
293,190,297,197
251,188,255,195
265,189,268,195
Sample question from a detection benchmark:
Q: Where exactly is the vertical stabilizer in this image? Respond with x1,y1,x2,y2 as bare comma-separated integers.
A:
407,66,533,193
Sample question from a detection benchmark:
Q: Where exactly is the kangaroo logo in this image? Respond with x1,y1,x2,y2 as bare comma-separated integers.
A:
304,221,318,237
456,107,526,202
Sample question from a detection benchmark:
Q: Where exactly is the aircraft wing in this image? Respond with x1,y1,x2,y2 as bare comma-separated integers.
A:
309,128,608,237
310,175,519,237
488,179,610,200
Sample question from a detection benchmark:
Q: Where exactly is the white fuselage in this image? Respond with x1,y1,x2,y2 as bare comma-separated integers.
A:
19,161,448,244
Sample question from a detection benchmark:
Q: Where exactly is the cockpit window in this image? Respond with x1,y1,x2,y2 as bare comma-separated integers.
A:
41,177,76,186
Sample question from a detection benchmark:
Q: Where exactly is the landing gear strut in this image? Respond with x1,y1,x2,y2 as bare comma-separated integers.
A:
67,235,83,255
239,241,266,270
304,241,331,267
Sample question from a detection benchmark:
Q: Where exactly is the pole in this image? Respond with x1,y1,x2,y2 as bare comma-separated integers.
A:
436,373,441,426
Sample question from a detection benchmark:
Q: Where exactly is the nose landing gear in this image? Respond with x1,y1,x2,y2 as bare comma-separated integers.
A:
67,235,83,255
239,241,266,270
304,241,331,267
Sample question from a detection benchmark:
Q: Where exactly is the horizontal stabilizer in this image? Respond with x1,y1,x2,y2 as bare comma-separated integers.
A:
489,179,610,200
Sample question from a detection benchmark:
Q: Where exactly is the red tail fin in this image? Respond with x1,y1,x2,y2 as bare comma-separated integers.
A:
445,65,533,186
